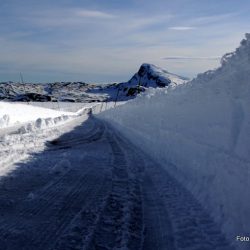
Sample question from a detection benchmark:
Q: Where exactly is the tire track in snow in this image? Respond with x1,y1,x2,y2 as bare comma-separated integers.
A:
36,170,109,250
26,121,108,250
0,117,234,250
84,128,144,250
0,117,105,234
46,119,105,150
101,121,234,250
143,158,235,250
0,117,109,250
114,136,176,250
52,178,111,250
142,175,175,250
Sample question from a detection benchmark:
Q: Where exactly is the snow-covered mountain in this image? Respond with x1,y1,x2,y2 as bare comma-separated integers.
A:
119,63,188,97
0,64,187,102
87,63,188,101
127,63,188,87
99,33,250,250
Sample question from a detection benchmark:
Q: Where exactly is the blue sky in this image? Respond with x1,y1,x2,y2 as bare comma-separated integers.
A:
0,0,249,83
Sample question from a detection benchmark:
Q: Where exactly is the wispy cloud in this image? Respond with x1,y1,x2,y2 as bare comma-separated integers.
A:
163,56,220,60
75,9,116,19
18,8,117,29
189,12,239,26
21,8,169,32
169,26,196,31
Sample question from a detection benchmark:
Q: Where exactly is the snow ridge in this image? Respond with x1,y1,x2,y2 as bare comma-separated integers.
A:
192,33,250,85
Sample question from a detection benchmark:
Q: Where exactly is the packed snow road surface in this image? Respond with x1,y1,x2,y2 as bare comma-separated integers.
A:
0,116,233,250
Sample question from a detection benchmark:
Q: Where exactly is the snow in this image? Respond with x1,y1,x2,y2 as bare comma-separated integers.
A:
98,34,250,249
1,32,249,249
0,115,88,176
0,115,232,250
0,102,74,128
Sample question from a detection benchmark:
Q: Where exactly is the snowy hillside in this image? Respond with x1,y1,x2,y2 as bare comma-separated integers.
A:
99,34,250,249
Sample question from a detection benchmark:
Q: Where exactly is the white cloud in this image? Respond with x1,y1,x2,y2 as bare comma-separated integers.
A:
75,9,116,19
163,56,220,60
169,26,196,30
19,8,117,29
189,13,239,25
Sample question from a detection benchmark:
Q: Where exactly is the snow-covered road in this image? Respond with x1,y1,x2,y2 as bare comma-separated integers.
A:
0,116,234,250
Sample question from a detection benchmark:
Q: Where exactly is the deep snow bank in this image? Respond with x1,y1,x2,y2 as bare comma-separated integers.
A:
0,102,74,129
99,34,250,249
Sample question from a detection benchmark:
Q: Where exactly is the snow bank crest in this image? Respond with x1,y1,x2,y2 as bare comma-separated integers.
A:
0,102,75,129
193,33,250,84
17,115,72,134
0,114,10,128
221,33,250,65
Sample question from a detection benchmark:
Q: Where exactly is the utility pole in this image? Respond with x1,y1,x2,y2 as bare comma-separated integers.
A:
138,76,141,87
138,76,142,93
114,87,120,108
20,72,29,104
20,72,24,84
100,101,104,112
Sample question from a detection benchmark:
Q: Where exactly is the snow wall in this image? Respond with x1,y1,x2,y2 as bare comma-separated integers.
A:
98,34,250,248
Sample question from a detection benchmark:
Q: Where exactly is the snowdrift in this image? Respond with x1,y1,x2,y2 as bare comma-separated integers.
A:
0,102,75,130
99,34,250,249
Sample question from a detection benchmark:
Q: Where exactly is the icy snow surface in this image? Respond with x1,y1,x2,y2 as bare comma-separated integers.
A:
0,98,232,249
99,34,250,249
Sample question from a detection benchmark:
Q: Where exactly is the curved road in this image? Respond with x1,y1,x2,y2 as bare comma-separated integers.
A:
0,116,234,250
